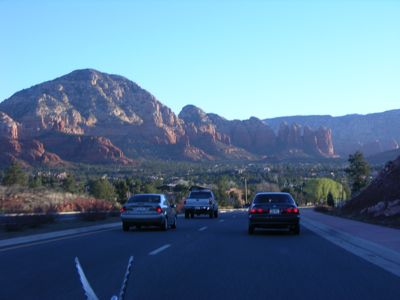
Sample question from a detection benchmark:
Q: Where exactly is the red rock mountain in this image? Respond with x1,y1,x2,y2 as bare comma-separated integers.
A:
179,105,336,159
0,69,337,166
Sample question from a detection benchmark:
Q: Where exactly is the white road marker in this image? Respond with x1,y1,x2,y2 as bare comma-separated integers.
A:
149,244,171,256
198,226,208,232
219,219,225,223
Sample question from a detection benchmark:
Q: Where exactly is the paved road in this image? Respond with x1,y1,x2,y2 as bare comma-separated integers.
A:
1,211,399,300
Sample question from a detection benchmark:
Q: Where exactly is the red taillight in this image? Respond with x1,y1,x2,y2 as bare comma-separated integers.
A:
249,208,269,214
156,207,163,214
120,207,127,213
283,207,299,214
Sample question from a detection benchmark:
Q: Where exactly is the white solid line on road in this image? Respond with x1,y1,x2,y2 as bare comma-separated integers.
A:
0,222,120,249
0,228,115,253
302,218,400,278
149,244,171,256
198,226,208,232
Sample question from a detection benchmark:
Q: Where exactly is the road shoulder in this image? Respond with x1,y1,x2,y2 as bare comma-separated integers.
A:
301,209,400,278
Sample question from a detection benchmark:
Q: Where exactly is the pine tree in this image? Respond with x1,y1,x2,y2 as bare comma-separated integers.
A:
345,151,371,194
2,162,28,186
327,192,335,207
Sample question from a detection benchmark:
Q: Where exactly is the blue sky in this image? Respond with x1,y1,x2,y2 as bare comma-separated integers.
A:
1,0,399,120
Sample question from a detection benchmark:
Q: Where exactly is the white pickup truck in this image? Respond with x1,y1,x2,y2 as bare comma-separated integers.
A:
184,189,219,219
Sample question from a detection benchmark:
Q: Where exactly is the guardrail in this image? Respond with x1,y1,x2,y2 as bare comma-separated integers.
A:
0,211,120,231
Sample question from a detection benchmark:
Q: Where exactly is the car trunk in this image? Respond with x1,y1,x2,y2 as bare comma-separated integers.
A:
125,203,160,215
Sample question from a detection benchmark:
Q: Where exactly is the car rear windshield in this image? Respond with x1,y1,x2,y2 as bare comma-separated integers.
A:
189,191,212,199
128,195,161,203
253,194,293,204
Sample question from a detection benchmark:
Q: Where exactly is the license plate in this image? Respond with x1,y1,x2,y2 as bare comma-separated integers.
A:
270,209,280,215
135,207,147,212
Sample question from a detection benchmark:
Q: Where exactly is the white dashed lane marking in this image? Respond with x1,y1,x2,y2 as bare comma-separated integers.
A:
149,244,171,256
198,226,208,232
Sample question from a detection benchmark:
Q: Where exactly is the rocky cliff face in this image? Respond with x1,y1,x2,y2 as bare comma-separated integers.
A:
265,111,400,157
0,112,64,167
180,105,336,159
0,69,185,143
0,69,337,166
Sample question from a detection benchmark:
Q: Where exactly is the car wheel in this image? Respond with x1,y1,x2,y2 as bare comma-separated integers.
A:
122,222,129,232
209,211,214,218
190,213,194,218
136,225,141,230
214,210,218,218
171,216,177,229
161,218,168,231
248,225,255,235
185,211,189,219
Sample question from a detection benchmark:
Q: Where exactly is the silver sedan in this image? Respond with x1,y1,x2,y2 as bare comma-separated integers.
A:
120,194,177,231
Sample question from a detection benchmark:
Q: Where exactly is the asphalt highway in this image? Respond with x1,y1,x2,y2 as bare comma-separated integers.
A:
1,211,399,300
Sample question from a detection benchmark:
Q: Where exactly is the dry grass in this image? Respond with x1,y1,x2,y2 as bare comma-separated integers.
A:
0,185,117,214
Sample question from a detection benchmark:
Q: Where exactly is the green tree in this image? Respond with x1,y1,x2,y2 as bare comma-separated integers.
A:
2,162,28,186
215,176,229,206
29,176,43,188
303,178,345,205
62,174,77,193
327,192,335,207
345,151,370,194
229,190,242,208
88,178,116,201
142,182,157,193
115,179,129,204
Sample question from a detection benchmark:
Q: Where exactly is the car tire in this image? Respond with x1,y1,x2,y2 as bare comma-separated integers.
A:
136,225,141,230
185,211,189,219
248,225,255,235
209,211,214,218
214,210,218,218
161,218,168,231
190,213,194,218
171,216,177,229
122,222,129,232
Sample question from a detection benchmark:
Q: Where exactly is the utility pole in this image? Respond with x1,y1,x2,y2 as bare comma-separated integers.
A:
245,177,248,204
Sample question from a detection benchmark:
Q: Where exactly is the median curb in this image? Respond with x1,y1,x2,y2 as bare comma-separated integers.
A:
302,217,400,278
0,222,120,249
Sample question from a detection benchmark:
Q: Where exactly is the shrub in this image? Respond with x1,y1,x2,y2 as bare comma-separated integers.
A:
56,197,116,213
